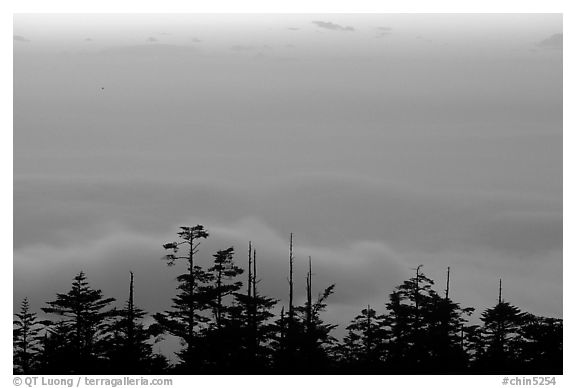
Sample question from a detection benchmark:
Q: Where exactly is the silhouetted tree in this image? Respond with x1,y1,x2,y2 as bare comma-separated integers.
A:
382,266,474,372
13,224,564,375
337,305,387,371
154,225,211,370
294,258,337,371
476,280,526,372
425,268,474,372
515,314,562,373
108,272,169,373
13,298,42,374
199,247,246,371
36,321,73,374
234,245,277,370
41,271,117,373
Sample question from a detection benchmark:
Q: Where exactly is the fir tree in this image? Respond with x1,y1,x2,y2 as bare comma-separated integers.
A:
13,298,42,374
154,225,212,370
108,272,169,373
338,306,387,371
477,280,526,371
41,272,117,373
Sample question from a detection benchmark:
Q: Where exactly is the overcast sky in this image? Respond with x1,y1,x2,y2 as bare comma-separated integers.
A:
13,14,562,343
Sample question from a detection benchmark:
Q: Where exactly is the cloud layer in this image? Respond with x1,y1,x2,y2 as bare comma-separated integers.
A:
312,21,355,32
13,14,562,344
537,33,562,50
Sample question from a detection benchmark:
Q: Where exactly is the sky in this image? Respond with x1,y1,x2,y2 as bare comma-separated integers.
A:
13,14,562,344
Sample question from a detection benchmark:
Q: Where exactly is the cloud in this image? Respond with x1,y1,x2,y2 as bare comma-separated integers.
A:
191,38,202,43
536,33,562,50
287,27,300,31
468,211,562,256
230,45,274,57
376,26,393,37
147,37,158,43
13,173,560,254
14,217,408,322
312,21,355,32
14,35,30,43
230,45,256,51
97,44,199,60
13,173,562,344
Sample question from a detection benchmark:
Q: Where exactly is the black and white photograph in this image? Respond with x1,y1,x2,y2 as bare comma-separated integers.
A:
12,10,564,378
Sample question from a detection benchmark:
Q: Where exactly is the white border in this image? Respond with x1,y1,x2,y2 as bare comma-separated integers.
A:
3,1,572,387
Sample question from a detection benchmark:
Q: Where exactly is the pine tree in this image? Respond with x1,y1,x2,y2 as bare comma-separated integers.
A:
381,266,473,372
234,245,277,370
41,272,117,373
108,272,169,373
154,225,211,370
383,267,437,371
515,314,562,373
13,298,42,374
425,267,474,371
477,280,526,371
200,247,245,371
337,305,388,371
294,257,337,371
36,321,73,374
207,247,243,329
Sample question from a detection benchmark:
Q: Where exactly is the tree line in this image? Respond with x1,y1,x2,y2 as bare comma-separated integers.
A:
14,225,562,374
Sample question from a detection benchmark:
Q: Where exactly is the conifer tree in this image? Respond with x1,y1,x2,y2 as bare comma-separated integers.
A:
13,298,42,374
477,281,526,371
154,225,211,369
515,314,562,373
338,306,387,370
234,245,277,370
200,247,245,370
383,267,472,372
41,272,117,373
36,321,73,374
108,272,169,373
294,257,337,371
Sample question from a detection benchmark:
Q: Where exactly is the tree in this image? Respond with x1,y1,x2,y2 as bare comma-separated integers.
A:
234,245,277,371
425,267,474,371
338,306,387,371
206,247,244,330
383,266,473,372
36,321,73,374
383,267,437,371
199,247,245,371
108,272,169,373
295,257,337,371
13,298,42,374
154,225,211,370
515,314,562,373
477,280,526,372
41,271,117,373
272,255,336,372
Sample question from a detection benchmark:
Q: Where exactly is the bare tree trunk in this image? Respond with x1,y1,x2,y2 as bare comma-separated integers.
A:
127,271,135,349
248,241,252,300
445,266,450,300
289,233,294,322
253,248,259,360
187,233,196,362
366,305,372,359
247,241,252,335
306,256,312,332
